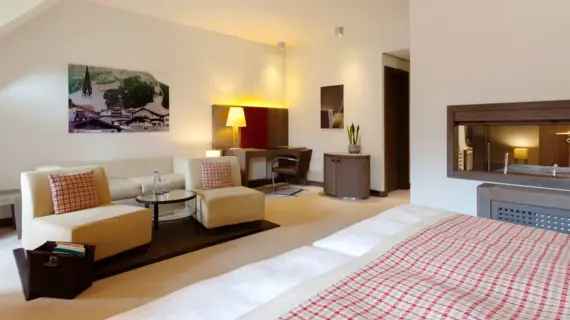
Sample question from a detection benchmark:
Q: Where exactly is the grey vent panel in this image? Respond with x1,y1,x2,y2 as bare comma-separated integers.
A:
491,201,570,234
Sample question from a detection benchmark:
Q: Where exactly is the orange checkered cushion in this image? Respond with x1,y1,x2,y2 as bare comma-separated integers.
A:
201,161,233,190
48,171,100,214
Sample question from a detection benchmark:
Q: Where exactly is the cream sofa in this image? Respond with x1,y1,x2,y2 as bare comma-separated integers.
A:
21,166,152,261
38,157,190,202
182,156,266,229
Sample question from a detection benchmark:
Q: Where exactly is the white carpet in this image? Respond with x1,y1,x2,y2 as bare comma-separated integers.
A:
0,187,409,320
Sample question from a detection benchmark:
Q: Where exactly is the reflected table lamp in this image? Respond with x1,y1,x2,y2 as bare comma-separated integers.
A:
226,107,247,149
514,148,528,164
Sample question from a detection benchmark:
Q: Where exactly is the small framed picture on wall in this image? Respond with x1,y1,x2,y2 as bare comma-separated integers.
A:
320,84,344,129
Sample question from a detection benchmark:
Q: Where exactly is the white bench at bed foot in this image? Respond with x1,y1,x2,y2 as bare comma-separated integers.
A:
313,204,454,257
107,246,351,320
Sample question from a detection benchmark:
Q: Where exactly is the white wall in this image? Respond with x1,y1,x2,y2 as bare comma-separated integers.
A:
286,1,409,191
410,0,570,214
0,0,284,191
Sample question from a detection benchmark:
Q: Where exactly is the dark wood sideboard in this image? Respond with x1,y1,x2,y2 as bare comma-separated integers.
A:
324,153,370,199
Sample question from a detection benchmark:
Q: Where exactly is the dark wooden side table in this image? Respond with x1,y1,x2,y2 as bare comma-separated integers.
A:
135,190,196,230
0,190,22,238
323,153,371,200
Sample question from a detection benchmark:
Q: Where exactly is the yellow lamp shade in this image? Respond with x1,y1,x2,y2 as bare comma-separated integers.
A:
226,107,247,127
514,148,528,160
205,150,221,157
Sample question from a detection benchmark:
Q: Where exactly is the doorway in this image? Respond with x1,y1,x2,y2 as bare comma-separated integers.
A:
384,66,410,193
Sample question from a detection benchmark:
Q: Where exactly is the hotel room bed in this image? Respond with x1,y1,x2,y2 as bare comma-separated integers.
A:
109,205,570,320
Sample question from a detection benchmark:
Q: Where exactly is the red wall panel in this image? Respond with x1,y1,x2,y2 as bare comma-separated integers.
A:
240,107,269,149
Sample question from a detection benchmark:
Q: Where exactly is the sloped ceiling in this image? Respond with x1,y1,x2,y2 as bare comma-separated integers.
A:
89,0,409,46
0,0,61,37
0,0,409,48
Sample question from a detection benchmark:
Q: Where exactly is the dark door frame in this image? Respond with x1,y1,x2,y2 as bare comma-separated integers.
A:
384,66,410,194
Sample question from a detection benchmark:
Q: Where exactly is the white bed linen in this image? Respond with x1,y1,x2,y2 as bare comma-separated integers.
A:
109,205,456,320
313,204,452,257
239,210,457,320
107,246,352,320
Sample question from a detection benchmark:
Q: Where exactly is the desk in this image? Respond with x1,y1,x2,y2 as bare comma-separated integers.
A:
224,147,306,187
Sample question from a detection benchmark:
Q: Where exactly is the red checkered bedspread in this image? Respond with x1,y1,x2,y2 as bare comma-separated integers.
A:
280,215,570,319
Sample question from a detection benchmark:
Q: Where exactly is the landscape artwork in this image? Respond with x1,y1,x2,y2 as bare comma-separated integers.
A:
68,64,170,133
320,84,344,129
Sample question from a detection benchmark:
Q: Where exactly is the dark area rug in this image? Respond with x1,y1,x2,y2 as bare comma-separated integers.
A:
93,218,279,280
273,187,305,196
13,218,279,299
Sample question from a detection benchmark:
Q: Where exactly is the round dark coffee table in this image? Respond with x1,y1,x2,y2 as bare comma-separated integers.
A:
136,190,196,230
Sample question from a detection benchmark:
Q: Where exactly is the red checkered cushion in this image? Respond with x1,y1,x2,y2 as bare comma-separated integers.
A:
201,161,233,190
48,171,100,215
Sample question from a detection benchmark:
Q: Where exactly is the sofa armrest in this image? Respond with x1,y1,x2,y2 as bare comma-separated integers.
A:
173,158,192,190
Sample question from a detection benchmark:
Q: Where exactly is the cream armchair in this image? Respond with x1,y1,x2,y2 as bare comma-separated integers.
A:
179,156,265,229
21,166,152,261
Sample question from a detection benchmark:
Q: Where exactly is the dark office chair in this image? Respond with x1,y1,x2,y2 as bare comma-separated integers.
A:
271,149,313,196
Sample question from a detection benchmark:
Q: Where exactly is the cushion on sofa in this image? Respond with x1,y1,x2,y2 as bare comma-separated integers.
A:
108,179,142,201
29,204,152,260
196,186,265,228
127,173,186,194
182,156,241,190
48,170,100,214
201,161,233,190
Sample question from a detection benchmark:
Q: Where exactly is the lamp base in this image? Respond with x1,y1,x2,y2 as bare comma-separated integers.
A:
232,125,240,148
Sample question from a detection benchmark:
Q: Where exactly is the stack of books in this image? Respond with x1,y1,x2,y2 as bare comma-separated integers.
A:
53,242,85,257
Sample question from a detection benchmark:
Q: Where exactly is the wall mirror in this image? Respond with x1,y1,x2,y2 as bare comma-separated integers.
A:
448,100,570,190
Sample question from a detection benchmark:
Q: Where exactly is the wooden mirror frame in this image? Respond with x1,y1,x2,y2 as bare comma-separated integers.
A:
447,100,570,190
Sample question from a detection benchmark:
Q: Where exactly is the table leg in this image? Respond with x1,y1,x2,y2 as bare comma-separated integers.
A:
11,204,15,229
196,197,202,222
153,204,159,231
191,197,200,222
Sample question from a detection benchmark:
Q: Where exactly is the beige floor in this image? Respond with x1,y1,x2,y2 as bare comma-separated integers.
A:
0,187,409,320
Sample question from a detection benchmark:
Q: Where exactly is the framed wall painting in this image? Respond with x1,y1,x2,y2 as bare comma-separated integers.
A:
68,64,170,133
320,84,344,129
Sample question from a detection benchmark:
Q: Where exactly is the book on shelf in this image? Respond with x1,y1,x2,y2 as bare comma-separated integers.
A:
53,248,83,257
53,243,86,257
55,242,85,249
